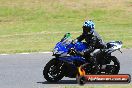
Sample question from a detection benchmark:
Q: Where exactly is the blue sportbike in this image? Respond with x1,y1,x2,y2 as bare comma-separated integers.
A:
43,33,123,82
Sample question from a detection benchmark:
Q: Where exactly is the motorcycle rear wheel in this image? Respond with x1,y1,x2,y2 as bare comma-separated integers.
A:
106,56,120,74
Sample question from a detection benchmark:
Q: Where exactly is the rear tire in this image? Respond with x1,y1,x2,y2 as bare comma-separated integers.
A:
43,59,65,82
107,56,120,74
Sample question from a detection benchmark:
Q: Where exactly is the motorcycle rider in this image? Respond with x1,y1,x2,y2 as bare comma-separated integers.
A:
73,20,106,74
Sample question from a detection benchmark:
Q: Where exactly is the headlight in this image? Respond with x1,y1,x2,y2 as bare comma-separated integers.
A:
53,48,58,54
53,48,64,54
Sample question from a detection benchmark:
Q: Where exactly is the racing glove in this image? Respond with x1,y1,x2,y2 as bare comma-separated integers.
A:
72,39,78,44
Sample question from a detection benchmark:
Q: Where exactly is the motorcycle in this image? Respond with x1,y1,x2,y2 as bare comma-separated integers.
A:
43,33,123,82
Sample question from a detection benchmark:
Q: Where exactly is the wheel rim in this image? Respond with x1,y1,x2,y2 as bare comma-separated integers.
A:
106,59,119,74
48,62,64,79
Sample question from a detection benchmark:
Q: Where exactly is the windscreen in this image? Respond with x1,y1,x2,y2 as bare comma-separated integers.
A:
61,33,72,46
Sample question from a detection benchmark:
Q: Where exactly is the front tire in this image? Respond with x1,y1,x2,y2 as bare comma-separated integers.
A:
43,59,65,82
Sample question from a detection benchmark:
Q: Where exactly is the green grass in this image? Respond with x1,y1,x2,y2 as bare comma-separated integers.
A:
0,0,132,53
63,84,132,88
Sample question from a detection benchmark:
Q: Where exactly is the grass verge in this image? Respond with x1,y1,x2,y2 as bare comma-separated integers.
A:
0,0,132,53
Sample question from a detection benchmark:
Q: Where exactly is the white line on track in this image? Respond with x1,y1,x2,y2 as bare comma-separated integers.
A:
0,54,9,55
0,52,52,56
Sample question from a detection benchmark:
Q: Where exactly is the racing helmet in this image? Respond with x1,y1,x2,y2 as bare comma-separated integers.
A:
83,20,95,34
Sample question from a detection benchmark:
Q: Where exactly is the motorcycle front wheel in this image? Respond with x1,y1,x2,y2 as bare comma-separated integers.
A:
43,59,65,82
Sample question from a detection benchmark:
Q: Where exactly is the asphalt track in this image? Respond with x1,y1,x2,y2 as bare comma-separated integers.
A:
0,49,132,88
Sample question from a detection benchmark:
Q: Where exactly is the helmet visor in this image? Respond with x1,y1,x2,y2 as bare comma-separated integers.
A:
82,26,94,34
